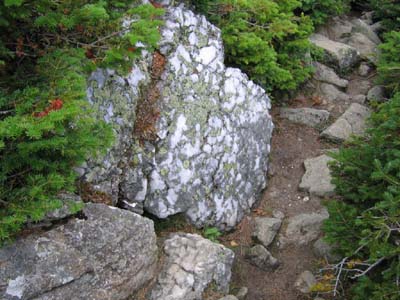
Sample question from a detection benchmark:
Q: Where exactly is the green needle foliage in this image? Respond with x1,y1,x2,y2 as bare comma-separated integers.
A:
190,0,351,93
377,30,400,94
324,94,400,299
0,0,164,244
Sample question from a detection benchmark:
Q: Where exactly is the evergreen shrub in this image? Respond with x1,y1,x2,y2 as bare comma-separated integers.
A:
324,93,400,299
0,0,163,244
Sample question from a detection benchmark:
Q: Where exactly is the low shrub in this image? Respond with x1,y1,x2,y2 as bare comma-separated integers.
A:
377,30,400,94
0,0,164,244
323,93,400,299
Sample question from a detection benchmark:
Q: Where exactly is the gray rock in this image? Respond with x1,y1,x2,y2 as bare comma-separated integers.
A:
294,271,317,294
83,6,273,230
272,210,285,220
321,103,371,142
351,19,381,45
313,62,349,88
313,238,340,263
371,21,383,33
310,34,360,72
0,204,157,300
358,62,372,77
281,210,329,246
367,85,387,102
347,79,373,96
352,94,367,104
236,287,248,300
317,16,353,41
319,83,350,103
149,233,234,300
280,108,330,128
347,32,380,64
219,296,238,300
252,217,282,248
361,11,374,25
299,155,336,197
246,245,279,271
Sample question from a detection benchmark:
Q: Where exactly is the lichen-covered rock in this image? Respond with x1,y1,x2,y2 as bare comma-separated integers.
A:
246,245,279,271
83,5,273,229
149,233,234,300
0,204,158,300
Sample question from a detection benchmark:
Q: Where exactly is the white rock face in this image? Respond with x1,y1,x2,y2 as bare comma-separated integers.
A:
149,233,234,300
83,5,273,230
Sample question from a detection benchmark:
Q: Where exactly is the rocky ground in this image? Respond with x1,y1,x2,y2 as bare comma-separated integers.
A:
217,10,385,300
0,5,386,300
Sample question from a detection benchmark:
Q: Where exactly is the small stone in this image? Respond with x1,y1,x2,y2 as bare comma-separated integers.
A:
280,108,330,128
358,62,371,77
352,94,366,104
294,271,317,294
299,154,336,197
218,296,238,300
246,245,279,271
313,238,341,263
272,210,285,220
236,287,248,300
313,62,349,87
321,103,371,142
252,217,282,248
303,196,310,202
367,85,387,102
319,83,350,103
281,210,329,246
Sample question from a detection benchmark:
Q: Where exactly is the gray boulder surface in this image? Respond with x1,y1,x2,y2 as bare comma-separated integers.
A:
280,108,330,128
294,271,317,294
351,19,381,45
347,32,379,64
313,62,349,87
252,217,282,248
0,204,157,300
299,154,336,197
246,245,279,271
310,34,360,72
313,238,340,263
280,210,329,246
321,103,371,142
319,83,350,103
83,5,273,230
218,296,239,300
149,233,234,300
367,85,387,102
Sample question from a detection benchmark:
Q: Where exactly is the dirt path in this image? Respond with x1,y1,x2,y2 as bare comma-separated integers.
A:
221,17,379,298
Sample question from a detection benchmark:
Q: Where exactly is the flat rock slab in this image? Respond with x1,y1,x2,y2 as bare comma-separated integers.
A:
246,245,279,271
280,108,330,128
310,34,360,72
347,32,379,64
280,210,329,246
313,62,348,88
321,103,371,142
299,154,336,197
318,83,350,103
252,217,282,248
0,204,158,300
149,233,234,300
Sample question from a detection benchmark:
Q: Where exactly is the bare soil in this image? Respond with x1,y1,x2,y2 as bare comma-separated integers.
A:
220,104,336,300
